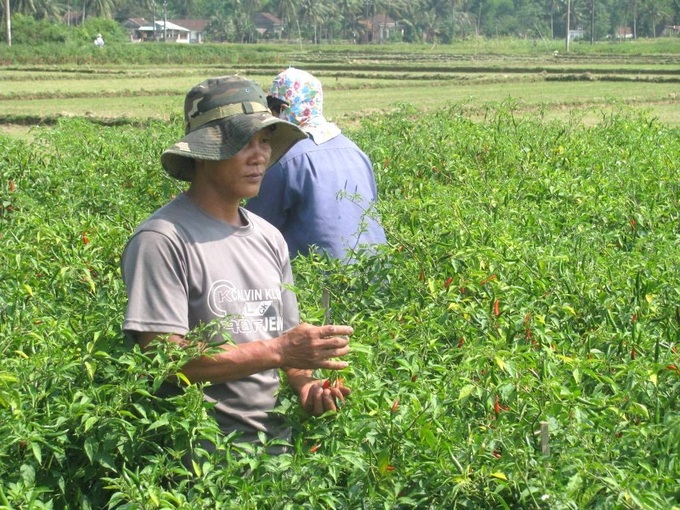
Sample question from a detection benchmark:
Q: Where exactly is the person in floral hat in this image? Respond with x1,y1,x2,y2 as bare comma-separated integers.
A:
245,67,387,262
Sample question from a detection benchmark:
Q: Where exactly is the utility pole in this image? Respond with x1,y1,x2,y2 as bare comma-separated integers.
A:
363,0,372,43
163,0,167,42
565,0,571,52
590,0,594,44
4,0,10,46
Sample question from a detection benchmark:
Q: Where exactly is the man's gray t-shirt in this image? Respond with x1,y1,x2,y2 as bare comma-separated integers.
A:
121,193,300,444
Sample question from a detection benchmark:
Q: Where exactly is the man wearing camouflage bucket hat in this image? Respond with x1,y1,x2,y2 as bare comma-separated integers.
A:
121,75,353,454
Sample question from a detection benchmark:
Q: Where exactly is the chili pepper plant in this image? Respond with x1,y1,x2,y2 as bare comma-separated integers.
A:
1,103,678,509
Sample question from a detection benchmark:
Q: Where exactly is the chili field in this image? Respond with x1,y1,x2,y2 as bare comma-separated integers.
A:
1,66,680,507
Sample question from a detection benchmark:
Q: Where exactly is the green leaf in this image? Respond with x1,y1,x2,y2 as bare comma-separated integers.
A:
84,416,98,432
20,464,36,486
458,384,476,401
0,372,18,383
30,442,42,464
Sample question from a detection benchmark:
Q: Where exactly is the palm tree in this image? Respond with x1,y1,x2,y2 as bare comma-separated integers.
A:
274,0,302,39
335,0,361,40
298,0,331,43
640,0,671,36
10,0,62,19
89,0,116,18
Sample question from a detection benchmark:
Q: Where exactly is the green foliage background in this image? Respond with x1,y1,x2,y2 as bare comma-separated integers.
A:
0,103,679,508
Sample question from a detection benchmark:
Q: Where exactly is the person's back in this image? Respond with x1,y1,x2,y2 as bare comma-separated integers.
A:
245,67,386,261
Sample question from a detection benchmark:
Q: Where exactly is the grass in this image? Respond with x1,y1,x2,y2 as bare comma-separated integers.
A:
2,77,679,129
1,40,679,135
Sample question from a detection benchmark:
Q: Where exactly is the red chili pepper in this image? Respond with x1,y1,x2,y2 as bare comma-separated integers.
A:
457,337,465,348
481,274,497,285
391,399,399,414
385,465,395,471
444,276,453,289
666,365,678,372
631,314,638,324
309,444,320,453
494,395,501,414
630,218,636,229
492,451,502,459
631,348,637,360
322,379,330,389
459,286,466,294
9,180,15,192
81,233,89,245
523,313,531,326
418,271,425,281
525,328,531,339
493,299,500,317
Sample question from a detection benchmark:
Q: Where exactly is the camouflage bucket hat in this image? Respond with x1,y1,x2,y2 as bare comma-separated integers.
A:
161,75,307,181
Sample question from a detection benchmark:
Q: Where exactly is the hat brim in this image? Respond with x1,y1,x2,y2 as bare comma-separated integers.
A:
161,112,306,181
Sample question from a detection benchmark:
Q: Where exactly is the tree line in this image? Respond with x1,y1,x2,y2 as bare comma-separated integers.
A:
2,0,678,45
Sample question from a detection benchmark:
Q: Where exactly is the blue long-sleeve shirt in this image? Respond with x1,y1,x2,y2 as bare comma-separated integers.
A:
245,134,387,261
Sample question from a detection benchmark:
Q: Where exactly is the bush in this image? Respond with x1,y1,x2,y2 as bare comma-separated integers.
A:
8,13,69,45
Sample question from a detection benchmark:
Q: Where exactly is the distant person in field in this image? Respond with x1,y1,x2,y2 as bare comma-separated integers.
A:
244,67,387,262
121,75,353,454
94,34,104,47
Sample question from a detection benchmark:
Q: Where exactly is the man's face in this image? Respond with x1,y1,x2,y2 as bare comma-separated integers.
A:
198,129,272,203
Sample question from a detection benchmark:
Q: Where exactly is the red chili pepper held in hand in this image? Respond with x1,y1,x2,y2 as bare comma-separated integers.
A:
322,379,330,389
